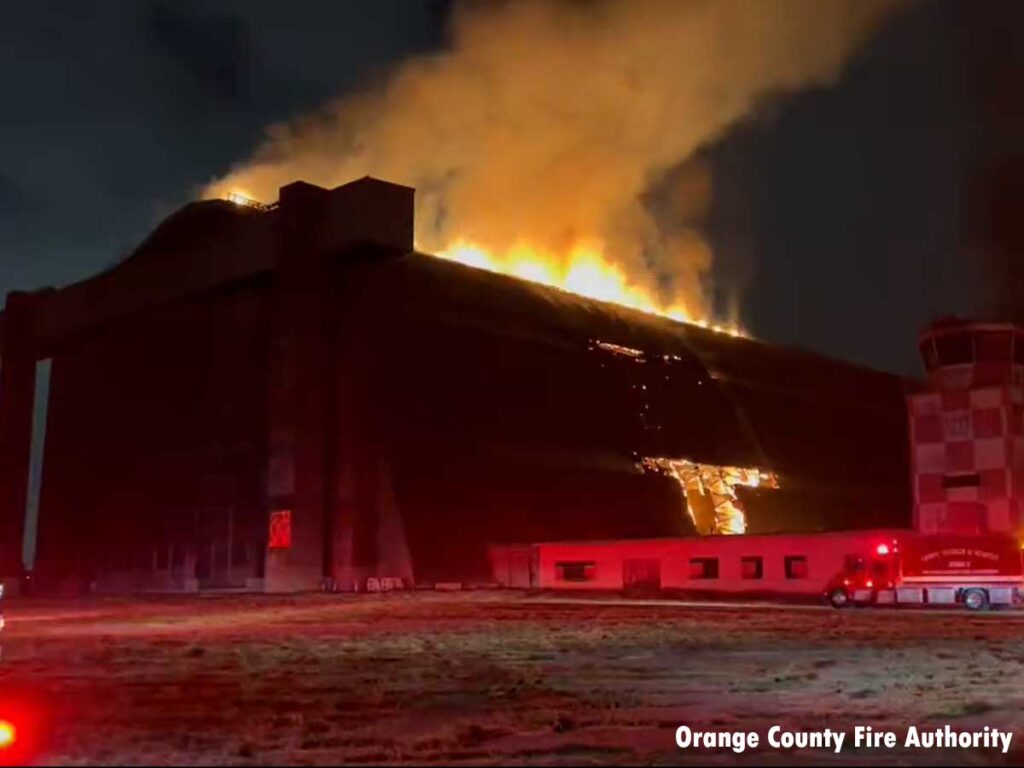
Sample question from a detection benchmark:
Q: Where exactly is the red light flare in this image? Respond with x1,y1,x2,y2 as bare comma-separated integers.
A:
0,687,55,766
0,715,26,767
876,543,890,556
0,721,14,750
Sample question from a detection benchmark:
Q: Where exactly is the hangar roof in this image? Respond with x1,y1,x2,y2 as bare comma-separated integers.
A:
24,193,911,490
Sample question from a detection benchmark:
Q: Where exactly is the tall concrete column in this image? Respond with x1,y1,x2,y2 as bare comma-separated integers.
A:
262,177,415,592
0,291,42,580
264,182,333,592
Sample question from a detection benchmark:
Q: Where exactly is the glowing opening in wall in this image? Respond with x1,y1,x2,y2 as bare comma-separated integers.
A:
268,510,293,550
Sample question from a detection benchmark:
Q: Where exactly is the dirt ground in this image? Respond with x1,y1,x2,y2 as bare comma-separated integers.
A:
2,591,1024,765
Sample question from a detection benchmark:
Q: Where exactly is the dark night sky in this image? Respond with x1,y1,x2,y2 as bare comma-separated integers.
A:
1,0,1021,375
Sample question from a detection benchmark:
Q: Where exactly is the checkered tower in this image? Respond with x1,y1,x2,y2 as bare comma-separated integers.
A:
910,319,1024,535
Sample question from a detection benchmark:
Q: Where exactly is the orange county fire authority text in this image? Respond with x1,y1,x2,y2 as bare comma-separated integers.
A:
675,725,1013,754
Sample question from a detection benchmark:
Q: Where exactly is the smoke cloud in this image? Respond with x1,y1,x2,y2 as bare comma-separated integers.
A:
207,0,899,323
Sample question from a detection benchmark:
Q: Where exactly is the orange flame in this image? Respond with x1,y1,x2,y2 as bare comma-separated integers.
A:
434,240,745,337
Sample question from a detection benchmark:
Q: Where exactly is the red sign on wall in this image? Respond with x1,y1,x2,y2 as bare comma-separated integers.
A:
269,509,293,549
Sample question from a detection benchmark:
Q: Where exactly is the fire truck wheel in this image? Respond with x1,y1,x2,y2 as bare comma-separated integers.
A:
963,588,989,611
827,589,849,609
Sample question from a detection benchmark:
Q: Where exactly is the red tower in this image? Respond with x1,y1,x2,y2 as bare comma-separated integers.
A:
909,319,1024,536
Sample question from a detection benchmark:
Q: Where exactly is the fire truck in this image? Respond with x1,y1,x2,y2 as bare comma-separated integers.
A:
824,533,1024,610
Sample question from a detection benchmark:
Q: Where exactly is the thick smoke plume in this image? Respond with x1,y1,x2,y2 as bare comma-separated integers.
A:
207,0,897,323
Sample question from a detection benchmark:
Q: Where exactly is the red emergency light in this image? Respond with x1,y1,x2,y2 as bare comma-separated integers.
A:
0,721,14,750
0,694,51,765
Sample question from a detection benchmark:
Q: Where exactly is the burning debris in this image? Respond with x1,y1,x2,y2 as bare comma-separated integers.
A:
592,340,646,359
225,192,277,212
641,457,779,535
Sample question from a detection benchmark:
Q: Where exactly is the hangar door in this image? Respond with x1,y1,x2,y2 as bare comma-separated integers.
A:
193,507,258,588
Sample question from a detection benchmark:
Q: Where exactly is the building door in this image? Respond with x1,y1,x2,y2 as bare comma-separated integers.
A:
623,558,662,592
505,546,536,588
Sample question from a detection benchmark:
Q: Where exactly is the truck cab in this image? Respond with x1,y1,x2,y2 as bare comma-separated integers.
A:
824,542,897,608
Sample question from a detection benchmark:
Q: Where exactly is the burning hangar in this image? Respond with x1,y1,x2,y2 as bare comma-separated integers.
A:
0,177,912,593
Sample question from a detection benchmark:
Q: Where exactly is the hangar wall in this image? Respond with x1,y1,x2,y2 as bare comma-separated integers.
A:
322,250,912,586
0,177,913,593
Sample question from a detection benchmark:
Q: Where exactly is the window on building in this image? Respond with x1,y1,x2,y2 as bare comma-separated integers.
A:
920,338,939,369
935,333,973,365
555,561,596,582
1015,333,1024,365
943,472,981,489
689,557,719,579
976,331,1013,361
784,555,809,579
741,556,763,580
